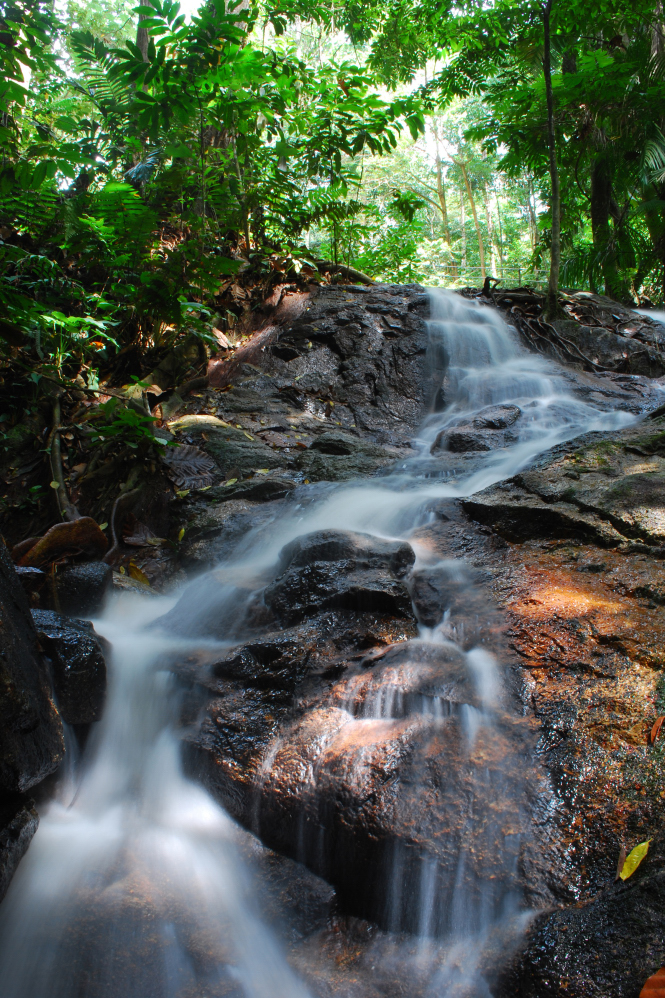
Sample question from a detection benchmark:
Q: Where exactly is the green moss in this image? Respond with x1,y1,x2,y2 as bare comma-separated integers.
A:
631,431,665,456
654,673,665,715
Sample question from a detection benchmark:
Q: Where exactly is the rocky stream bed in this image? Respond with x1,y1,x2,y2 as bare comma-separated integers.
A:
2,282,665,997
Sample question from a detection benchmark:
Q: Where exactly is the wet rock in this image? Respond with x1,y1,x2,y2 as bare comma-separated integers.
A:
473,404,522,429
251,642,530,934
486,538,665,905
0,539,64,793
295,432,403,482
51,561,112,615
464,413,665,549
264,530,416,625
552,316,665,377
178,499,279,571
182,611,419,808
409,562,495,636
206,476,296,503
0,799,38,902
208,283,431,446
431,405,523,454
435,429,495,453
503,831,665,998
32,610,107,725
277,530,415,577
16,561,112,616
185,423,283,477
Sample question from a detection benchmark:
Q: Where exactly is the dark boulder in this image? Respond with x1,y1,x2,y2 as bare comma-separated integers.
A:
264,530,416,625
473,403,522,429
31,611,108,725
0,539,64,793
48,561,112,616
16,561,112,616
276,529,414,576
295,432,403,482
438,429,495,453
206,477,296,503
0,799,39,902
502,831,665,998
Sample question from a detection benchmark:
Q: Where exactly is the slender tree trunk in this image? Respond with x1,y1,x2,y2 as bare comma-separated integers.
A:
459,160,486,281
483,183,499,277
495,191,505,277
432,120,457,276
460,193,467,275
527,177,538,251
543,0,562,316
136,3,151,61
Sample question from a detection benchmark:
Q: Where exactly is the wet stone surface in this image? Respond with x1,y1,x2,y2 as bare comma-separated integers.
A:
6,284,665,995
154,286,665,992
31,611,108,725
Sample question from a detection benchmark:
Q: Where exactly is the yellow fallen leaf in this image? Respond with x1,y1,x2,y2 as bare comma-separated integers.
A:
198,485,211,491
254,468,269,475
176,489,190,498
224,478,238,486
99,522,108,530
177,527,185,541
128,562,150,586
620,839,652,880
242,431,254,440
49,481,60,489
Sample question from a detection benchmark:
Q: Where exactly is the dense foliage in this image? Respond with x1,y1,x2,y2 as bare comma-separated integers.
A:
1,0,665,396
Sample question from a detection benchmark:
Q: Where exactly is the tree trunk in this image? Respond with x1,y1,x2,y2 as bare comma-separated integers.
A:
459,160,485,281
460,193,467,275
432,120,457,276
136,3,151,61
543,0,561,317
483,183,499,277
590,157,616,298
495,192,505,278
527,177,538,251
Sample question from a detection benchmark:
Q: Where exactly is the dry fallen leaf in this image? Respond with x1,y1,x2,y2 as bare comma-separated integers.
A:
18,518,108,567
640,968,665,996
651,716,665,745
161,443,215,489
619,839,651,881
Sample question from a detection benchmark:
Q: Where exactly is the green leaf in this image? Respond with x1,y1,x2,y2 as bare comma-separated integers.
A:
54,116,78,132
31,161,49,188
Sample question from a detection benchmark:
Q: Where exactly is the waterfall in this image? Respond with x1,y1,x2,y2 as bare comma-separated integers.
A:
0,289,637,997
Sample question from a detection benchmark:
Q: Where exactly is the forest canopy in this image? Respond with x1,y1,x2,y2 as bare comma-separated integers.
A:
1,0,665,402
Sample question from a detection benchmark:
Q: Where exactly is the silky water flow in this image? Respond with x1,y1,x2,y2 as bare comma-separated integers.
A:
0,289,638,997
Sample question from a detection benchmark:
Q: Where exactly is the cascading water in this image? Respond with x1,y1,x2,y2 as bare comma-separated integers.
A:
0,289,639,998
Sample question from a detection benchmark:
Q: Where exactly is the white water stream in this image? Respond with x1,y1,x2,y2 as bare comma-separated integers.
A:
0,290,637,997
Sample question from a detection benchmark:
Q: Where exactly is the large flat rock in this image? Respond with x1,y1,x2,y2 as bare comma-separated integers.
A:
463,410,665,550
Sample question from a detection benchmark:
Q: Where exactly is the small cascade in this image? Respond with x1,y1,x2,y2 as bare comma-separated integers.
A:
0,602,311,998
0,289,640,997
